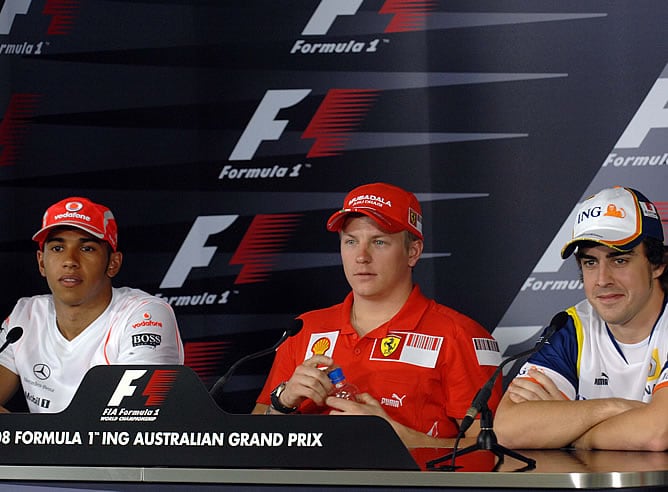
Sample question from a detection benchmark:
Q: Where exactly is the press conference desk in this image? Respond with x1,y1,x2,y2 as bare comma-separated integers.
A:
1,366,666,490
1,449,668,490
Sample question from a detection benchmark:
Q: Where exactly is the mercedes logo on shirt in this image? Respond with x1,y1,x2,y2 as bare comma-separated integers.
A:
33,363,51,380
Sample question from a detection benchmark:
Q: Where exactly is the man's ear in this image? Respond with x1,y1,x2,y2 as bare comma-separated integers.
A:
36,250,46,278
106,251,123,278
408,239,423,268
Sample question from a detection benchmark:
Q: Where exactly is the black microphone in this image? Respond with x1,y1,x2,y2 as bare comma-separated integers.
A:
0,326,23,355
209,319,303,404
458,311,569,435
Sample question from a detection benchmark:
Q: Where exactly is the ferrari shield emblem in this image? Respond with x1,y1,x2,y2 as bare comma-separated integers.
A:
381,335,401,357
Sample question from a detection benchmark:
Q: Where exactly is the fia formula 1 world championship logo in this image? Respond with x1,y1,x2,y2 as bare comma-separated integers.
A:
100,369,178,422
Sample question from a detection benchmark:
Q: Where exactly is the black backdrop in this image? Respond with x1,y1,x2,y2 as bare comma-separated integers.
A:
1,0,667,413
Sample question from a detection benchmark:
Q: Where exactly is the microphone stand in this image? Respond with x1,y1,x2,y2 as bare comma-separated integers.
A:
427,403,535,471
209,319,303,407
426,311,569,472
209,342,281,405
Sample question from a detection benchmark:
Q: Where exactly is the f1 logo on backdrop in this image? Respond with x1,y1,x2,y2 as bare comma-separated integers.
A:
0,93,41,166
0,0,31,35
0,0,79,36
229,88,379,161
614,79,668,149
159,213,302,289
302,0,436,35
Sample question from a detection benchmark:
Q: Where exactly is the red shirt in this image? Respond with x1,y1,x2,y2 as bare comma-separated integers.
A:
257,286,502,438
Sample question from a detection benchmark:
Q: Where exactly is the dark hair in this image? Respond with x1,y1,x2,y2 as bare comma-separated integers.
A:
645,237,668,292
573,238,668,292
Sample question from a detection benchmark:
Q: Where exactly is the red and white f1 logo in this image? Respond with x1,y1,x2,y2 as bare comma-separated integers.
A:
107,369,177,407
229,89,378,161
301,0,435,35
0,0,79,36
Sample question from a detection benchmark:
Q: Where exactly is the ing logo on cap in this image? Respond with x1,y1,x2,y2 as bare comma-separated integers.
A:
604,204,625,219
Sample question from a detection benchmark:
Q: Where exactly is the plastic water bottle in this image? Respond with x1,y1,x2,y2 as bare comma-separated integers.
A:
328,368,359,401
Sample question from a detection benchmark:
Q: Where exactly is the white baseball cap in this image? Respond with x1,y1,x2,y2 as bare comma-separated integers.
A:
561,186,664,259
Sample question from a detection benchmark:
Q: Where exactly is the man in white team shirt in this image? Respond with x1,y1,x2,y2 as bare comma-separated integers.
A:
0,197,184,413
495,186,668,450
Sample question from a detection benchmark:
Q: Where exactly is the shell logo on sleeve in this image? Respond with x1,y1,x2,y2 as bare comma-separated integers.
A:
304,331,339,360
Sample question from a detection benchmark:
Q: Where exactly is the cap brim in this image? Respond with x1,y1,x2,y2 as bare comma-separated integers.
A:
561,236,643,259
32,222,105,245
326,208,405,234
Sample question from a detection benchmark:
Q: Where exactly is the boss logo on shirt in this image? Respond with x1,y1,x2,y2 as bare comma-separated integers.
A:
131,333,162,348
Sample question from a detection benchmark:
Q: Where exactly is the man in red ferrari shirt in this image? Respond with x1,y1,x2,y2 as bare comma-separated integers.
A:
253,183,501,448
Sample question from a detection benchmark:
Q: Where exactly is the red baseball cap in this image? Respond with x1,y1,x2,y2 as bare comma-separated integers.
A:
32,197,118,251
327,183,423,239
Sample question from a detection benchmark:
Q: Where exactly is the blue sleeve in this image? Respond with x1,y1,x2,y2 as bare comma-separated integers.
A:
525,317,579,391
